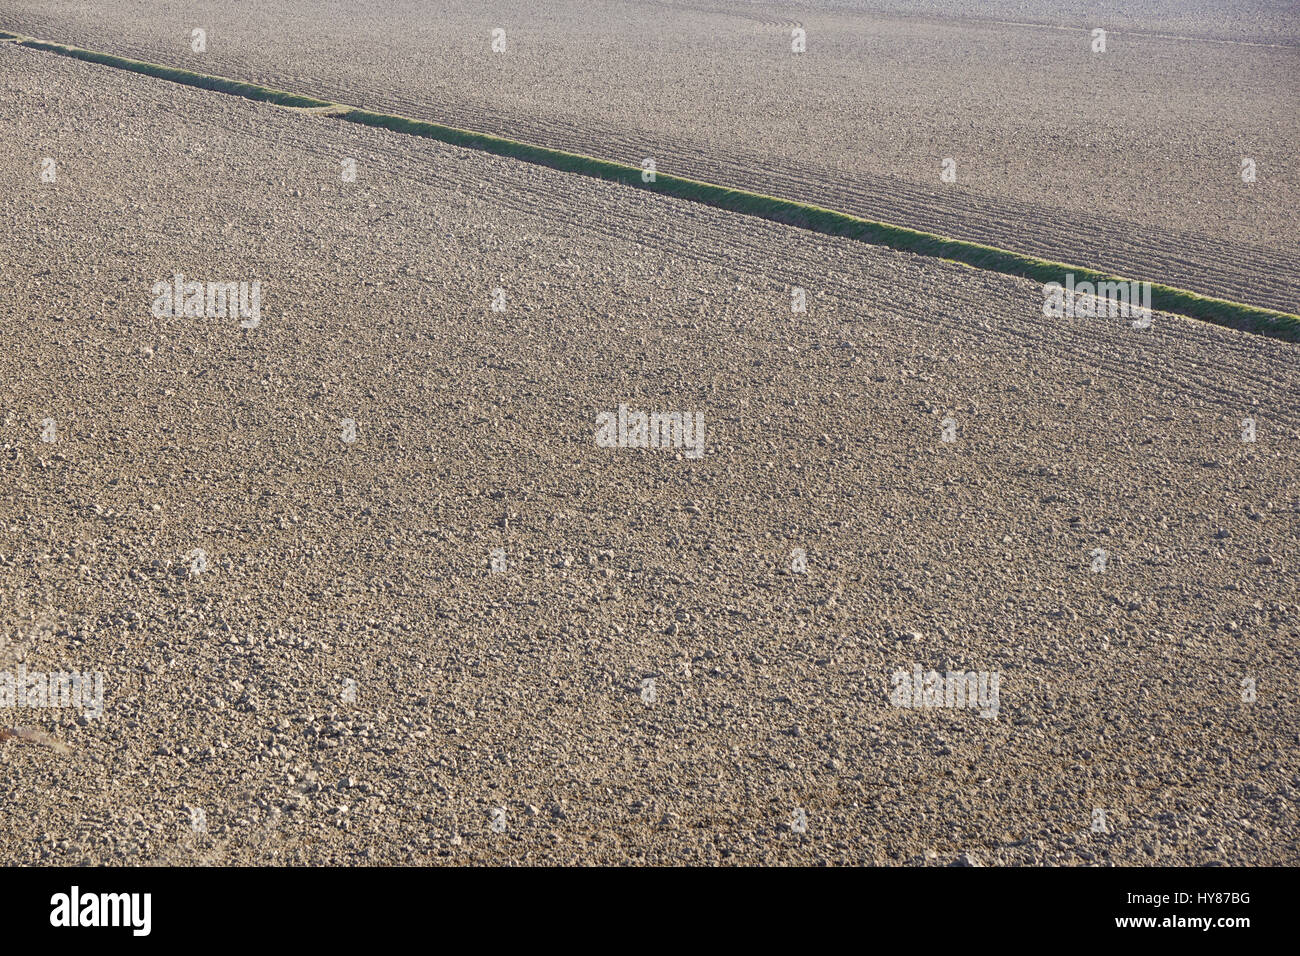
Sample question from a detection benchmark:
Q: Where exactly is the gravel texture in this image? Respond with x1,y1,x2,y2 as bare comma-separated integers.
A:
2,0,1297,312
1,39,1298,865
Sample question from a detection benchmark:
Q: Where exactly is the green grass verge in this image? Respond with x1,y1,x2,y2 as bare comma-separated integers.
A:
10,31,1300,342
17,37,331,108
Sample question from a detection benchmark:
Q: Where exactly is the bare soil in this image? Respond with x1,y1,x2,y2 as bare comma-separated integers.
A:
2,42,1297,865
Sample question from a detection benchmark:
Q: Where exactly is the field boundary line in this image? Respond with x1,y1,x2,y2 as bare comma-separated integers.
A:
8,30,1299,342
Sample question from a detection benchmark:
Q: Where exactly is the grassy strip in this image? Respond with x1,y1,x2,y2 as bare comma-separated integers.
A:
11,31,1300,342
337,108,1300,341
17,37,331,108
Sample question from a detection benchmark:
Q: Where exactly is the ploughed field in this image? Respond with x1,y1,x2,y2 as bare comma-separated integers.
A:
2,0,1298,313
2,41,1298,865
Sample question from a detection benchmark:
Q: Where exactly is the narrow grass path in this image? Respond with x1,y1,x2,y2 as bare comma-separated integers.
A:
8,30,1298,342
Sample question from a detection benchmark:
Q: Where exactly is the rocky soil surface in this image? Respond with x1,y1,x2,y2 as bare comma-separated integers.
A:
3,0,1297,312
1,40,1297,865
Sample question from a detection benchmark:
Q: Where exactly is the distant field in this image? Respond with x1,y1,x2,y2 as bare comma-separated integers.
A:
3,0,1298,311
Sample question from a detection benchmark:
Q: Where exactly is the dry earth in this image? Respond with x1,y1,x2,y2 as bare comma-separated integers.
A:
1,38,1298,865
3,0,1298,312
